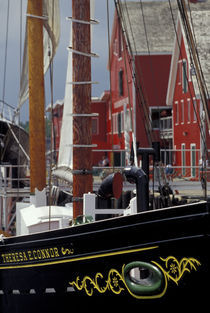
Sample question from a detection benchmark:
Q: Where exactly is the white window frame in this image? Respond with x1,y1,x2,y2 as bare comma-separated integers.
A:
193,98,197,122
181,99,184,124
181,143,186,176
175,101,179,125
92,117,99,135
182,59,188,94
187,98,191,123
191,144,196,178
178,60,182,86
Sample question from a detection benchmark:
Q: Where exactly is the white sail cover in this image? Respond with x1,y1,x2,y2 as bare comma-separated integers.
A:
54,0,95,182
53,25,73,182
17,0,60,113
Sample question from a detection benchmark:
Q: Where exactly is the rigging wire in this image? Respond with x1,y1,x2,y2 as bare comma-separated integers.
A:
171,0,208,157
137,0,165,146
106,0,115,169
121,0,154,146
115,0,154,147
48,0,56,230
187,0,210,101
114,0,209,196
177,0,210,196
17,0,23,192
1,0,10,117
121,16,138,166
168,0,209,196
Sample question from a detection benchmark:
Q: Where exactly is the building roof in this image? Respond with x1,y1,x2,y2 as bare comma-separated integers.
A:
189,1,210,96
165,0,210,103
119,0,178,54
118,0,210,96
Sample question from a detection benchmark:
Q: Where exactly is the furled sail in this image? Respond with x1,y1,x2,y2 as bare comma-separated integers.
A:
53,25,73,182
15,0,60,119
53,0,95,183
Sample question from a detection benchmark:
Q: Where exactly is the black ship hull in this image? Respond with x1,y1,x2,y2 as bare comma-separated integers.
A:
0,200,209,312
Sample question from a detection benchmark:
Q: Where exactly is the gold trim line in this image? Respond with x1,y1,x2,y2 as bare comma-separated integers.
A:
0,246,158,270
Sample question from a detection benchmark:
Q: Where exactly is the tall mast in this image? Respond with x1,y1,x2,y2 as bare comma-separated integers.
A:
72,0,93,218
27,0,46,193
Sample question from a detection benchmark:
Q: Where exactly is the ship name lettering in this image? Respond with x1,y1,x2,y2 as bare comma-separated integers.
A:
1,247,61,264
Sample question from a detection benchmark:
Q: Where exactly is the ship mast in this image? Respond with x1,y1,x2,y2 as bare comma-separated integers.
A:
27,0,46,193
72,0,93,218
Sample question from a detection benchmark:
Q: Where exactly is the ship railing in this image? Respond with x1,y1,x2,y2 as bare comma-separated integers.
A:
0,164,30,232
0,101,17,123
83,193,135,222
0,164,30,191
160,116,172,139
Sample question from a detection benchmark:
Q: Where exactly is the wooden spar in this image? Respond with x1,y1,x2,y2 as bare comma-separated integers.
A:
27,0,46,193
72,0,93,218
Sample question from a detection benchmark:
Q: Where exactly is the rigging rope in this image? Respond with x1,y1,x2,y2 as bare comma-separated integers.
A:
1,0,10,117
48,0,56,229
137,0,163,145
106,0,115,169
172,0,209,155
121,16,138,166
178,0,210,131
115,0,154,147
178,0,210,197
122,0,154,146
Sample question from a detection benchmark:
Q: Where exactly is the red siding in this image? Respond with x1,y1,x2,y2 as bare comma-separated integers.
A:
135,55,172,107
172,37,201,178
135,54,172,147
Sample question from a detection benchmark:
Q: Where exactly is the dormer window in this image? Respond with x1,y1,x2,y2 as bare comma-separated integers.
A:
182,59,188,93
113,38,118,56
118,69,124,96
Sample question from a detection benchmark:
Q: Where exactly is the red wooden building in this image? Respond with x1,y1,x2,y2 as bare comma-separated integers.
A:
46,99,63,157
50,2,175,168
166,3,210,180
107,1,176,166
50,1,210,181
46,94,111,166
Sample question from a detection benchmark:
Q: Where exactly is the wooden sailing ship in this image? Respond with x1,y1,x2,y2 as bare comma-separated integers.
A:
0,0,209,312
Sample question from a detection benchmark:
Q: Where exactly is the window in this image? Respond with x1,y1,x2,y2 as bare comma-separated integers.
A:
92,117,98,135
181,143,186,176
182,59,188,93
125,109,132,131
181,100,184,123
187,99,191,123
117,112,122,136
113,113,117,134
113,112,124,134
113,38,118,56
193,98,197,121
178,61,182,85
175,101,179,124
151,108,160,129
118,69,124,96
191,144,196,177
121,111,124,132
114,151,125,166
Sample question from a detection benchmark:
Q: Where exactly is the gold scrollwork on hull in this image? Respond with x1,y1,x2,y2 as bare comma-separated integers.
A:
69,256,201,299
152,256,201,286
70,268,126,296
61,247,74,256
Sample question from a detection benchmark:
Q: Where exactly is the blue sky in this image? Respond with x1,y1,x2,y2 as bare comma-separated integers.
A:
0,0,115,122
